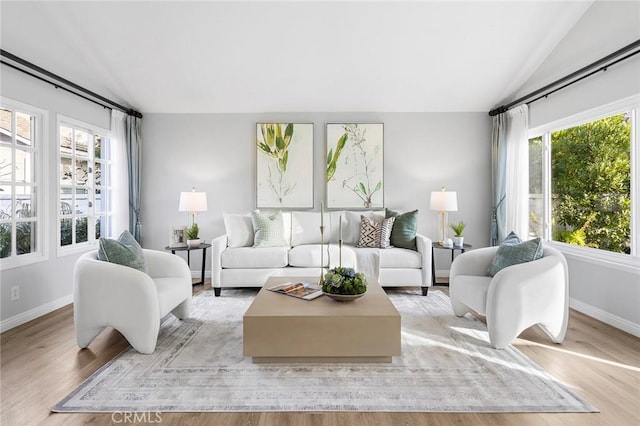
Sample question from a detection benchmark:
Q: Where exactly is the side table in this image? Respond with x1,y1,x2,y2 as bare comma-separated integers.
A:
165,243,211,286
431,242,472,288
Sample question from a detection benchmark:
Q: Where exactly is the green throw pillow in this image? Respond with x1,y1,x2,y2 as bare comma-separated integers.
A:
97,230,147,273
385,209,418,250
501,231,522,246
487,235,543,277
251,210,287,247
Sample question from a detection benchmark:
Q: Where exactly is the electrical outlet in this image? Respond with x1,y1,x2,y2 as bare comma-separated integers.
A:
10,286,19,301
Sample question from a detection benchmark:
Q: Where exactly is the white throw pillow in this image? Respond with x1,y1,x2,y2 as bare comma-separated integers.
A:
223,213,254,248
291,211,342,246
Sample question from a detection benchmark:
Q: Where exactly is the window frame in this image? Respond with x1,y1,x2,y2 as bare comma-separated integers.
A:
0,98,49,271
56,115,112,257
528,94,639,269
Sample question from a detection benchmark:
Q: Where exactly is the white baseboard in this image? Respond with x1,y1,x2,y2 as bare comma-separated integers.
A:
1,294,73,333
190,270,211,279
570,297,640,337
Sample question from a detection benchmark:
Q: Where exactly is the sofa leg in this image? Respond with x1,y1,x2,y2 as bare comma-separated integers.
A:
214,287,221,297
421,287,429,296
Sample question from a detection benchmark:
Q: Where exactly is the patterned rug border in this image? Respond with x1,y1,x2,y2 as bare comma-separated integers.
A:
52,289,598,414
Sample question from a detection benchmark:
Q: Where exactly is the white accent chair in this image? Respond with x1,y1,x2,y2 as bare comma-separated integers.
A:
73,249,192,354
449,244,568,349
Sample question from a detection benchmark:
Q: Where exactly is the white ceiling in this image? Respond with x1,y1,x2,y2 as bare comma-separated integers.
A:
1,1,594,114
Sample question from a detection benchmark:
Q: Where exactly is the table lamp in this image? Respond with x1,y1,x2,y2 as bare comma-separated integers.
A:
429,187,458,243
179,187,208,227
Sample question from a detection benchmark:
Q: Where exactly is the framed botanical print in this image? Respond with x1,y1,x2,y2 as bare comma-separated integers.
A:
256,123,314,209
326,123,384,209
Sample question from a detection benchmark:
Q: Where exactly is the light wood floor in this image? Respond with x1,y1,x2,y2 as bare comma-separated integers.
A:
2,281,639,426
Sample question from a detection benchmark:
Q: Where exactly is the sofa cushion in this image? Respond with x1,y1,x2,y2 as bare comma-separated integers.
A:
342,210,385,245
221,247,289,268
357,215,395,248
487,236,544,277
288,244,357,268
97,230,147,273
224,213,254,248
379,247,422,268
251,210,288,247
386,209,418,251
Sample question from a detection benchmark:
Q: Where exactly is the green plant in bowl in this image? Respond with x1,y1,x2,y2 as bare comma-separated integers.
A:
322,267,367,295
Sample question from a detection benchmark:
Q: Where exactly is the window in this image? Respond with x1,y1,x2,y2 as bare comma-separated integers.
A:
529,97,638,258
0,99,46,268
58,118,112,252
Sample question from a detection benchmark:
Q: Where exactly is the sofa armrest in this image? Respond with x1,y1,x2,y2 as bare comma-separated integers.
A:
210,234,228,289
450,246,498,280
415,233,433,286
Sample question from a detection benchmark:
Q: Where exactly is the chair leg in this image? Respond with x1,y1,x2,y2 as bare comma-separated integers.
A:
171,298,191,319
75,325,104,349
421,287,429,296
214,287,221,297
450,297,471,317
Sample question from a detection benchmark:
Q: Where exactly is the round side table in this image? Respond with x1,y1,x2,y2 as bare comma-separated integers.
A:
431,242,472,288
165,243,211,286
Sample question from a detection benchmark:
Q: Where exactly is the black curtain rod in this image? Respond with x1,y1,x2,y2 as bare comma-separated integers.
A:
489,39,640,117
1,49,143,119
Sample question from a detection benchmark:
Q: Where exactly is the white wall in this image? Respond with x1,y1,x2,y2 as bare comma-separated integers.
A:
0,66,111,329
515,0,640,335
141,113,492,278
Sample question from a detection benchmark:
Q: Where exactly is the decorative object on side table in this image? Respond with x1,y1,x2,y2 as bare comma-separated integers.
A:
179,187,208,247
429,187,458,243
185,223,201,247
322,267,367,302
169,226,187,248
449,220,466,247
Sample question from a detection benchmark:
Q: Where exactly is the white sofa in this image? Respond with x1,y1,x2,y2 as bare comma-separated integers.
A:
211,210,433,296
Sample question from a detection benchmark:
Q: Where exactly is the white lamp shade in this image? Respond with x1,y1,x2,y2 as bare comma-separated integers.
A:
179,191,208,212
430,190,458,212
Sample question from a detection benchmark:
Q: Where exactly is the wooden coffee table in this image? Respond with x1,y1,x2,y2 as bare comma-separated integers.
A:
243,276,401,363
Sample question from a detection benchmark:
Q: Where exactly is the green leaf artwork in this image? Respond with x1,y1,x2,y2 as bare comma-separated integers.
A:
326,124,383,208
256,123,313,208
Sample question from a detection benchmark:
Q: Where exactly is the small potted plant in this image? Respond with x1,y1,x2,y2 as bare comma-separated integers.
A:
185,223,201,247
322,267,368,302
449,221,466,247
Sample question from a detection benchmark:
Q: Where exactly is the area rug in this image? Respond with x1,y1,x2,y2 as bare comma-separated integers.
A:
52,289,596,413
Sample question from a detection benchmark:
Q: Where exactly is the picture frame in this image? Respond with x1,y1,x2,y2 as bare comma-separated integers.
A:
169,226,187,248
326,123,384,209
256,123,314,209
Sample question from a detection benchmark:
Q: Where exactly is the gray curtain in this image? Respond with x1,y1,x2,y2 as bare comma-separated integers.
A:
126,115,142,243
491,113,507,246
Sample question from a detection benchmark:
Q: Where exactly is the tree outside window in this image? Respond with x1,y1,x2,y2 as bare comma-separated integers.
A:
529,112,632,255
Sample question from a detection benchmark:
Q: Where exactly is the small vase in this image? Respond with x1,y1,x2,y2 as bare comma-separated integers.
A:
453,236,464,247
187,238,201,247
